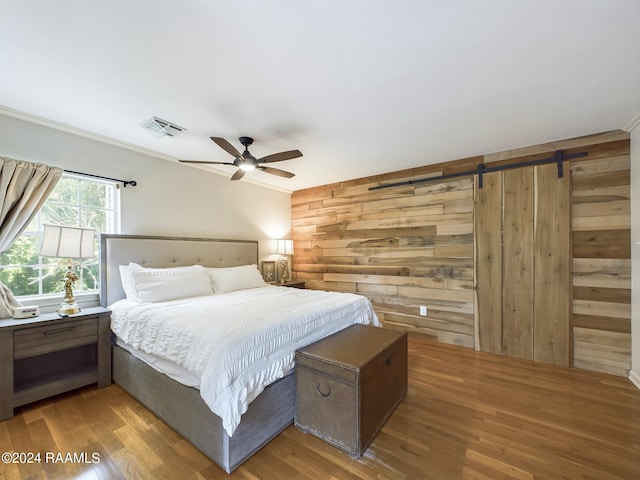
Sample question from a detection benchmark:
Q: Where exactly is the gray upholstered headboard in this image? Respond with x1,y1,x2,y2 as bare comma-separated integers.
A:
100,234,259,307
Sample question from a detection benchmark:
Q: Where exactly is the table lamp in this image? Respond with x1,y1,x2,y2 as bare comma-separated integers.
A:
39,225,96,316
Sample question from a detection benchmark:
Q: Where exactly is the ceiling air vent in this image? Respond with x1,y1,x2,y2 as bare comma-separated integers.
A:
140,116,187,139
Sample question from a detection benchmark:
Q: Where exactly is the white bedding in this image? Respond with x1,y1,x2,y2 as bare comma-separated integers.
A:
110,285,380,436
115,338,201,388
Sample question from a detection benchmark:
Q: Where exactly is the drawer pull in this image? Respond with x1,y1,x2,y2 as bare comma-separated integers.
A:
386,355,392,366
43,326,75,336
316,383,331,397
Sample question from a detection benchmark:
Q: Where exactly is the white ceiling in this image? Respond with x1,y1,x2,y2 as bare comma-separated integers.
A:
1,1,639,193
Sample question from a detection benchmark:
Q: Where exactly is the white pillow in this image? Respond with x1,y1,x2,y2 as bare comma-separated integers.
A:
207,264,267,293
119,265,137,300
129,263,214,303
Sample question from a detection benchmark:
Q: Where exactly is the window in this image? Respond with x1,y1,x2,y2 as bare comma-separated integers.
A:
0,174,120,298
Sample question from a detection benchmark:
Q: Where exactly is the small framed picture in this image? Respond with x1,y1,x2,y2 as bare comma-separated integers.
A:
261,261,276,283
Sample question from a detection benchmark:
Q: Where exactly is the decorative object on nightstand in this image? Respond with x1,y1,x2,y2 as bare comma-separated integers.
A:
12,305,40,319
261,260,276,283
39,225,96,316
275,239,294,284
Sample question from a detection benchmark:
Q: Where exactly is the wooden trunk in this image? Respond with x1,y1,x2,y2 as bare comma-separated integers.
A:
295,325,407,457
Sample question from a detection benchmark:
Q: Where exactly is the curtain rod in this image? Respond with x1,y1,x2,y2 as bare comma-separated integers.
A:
369,150,588,191
65,170,137,187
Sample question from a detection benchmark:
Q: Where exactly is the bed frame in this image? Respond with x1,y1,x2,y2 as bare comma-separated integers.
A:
100,234,295,473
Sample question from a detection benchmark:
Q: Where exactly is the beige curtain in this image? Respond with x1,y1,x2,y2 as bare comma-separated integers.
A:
0,157,63,318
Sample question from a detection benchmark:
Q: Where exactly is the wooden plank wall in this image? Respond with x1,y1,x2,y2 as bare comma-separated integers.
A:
570,137,631,376
290,130,631,375
291,159,479,348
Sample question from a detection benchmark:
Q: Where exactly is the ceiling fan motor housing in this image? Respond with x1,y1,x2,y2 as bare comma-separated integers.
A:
238,136,258,164
239,136,254,147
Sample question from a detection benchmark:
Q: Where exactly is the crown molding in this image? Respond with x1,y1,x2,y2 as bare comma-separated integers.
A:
623,109,640,132
0,105,180,162
0,106,293,194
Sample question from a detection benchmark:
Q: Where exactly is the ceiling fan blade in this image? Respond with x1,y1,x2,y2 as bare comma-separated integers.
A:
230,169,246,181
211,137,242,158
258,150,303,163
179,160,235,166
258,166,295,178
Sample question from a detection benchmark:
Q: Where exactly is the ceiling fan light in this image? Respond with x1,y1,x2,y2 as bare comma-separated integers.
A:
239,164,256,172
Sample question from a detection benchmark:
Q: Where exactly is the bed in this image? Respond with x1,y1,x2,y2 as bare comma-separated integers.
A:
100,234,379,473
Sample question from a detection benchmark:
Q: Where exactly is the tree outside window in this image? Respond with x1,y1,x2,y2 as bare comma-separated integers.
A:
0,174,119,297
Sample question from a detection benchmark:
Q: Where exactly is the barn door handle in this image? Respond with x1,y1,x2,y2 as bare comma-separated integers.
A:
316,383,331,397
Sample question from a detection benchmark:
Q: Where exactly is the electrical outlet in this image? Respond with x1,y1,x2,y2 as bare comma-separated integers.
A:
419,305,427,316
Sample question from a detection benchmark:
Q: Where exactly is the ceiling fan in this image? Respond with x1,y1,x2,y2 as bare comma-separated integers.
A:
179,136,303,181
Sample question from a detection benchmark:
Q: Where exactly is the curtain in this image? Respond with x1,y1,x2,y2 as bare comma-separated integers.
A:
0,157,63,318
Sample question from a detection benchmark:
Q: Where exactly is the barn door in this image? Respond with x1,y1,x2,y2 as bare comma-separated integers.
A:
475,164,570,366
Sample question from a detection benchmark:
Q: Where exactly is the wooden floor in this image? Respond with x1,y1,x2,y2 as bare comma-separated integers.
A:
1,334,639,479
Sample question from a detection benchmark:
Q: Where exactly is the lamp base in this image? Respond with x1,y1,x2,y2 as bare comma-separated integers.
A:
278,257,289,284
57,301,80,316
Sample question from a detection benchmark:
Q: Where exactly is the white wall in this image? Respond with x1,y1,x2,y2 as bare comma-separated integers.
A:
0,114,292,262
631,124,640,388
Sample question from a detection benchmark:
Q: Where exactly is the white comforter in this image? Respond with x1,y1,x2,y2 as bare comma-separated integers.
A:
110,285,379,436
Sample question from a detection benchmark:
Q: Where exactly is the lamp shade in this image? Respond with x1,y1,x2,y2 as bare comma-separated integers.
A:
275,239,294,255
39,225,96,259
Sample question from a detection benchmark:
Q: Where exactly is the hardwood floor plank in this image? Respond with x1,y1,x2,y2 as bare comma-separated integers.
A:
2,335,640,479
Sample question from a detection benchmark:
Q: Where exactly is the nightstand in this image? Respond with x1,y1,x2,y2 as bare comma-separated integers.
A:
0,306,111,421
278,280,306,289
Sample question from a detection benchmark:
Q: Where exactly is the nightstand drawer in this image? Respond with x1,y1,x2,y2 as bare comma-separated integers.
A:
14,318,98,359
